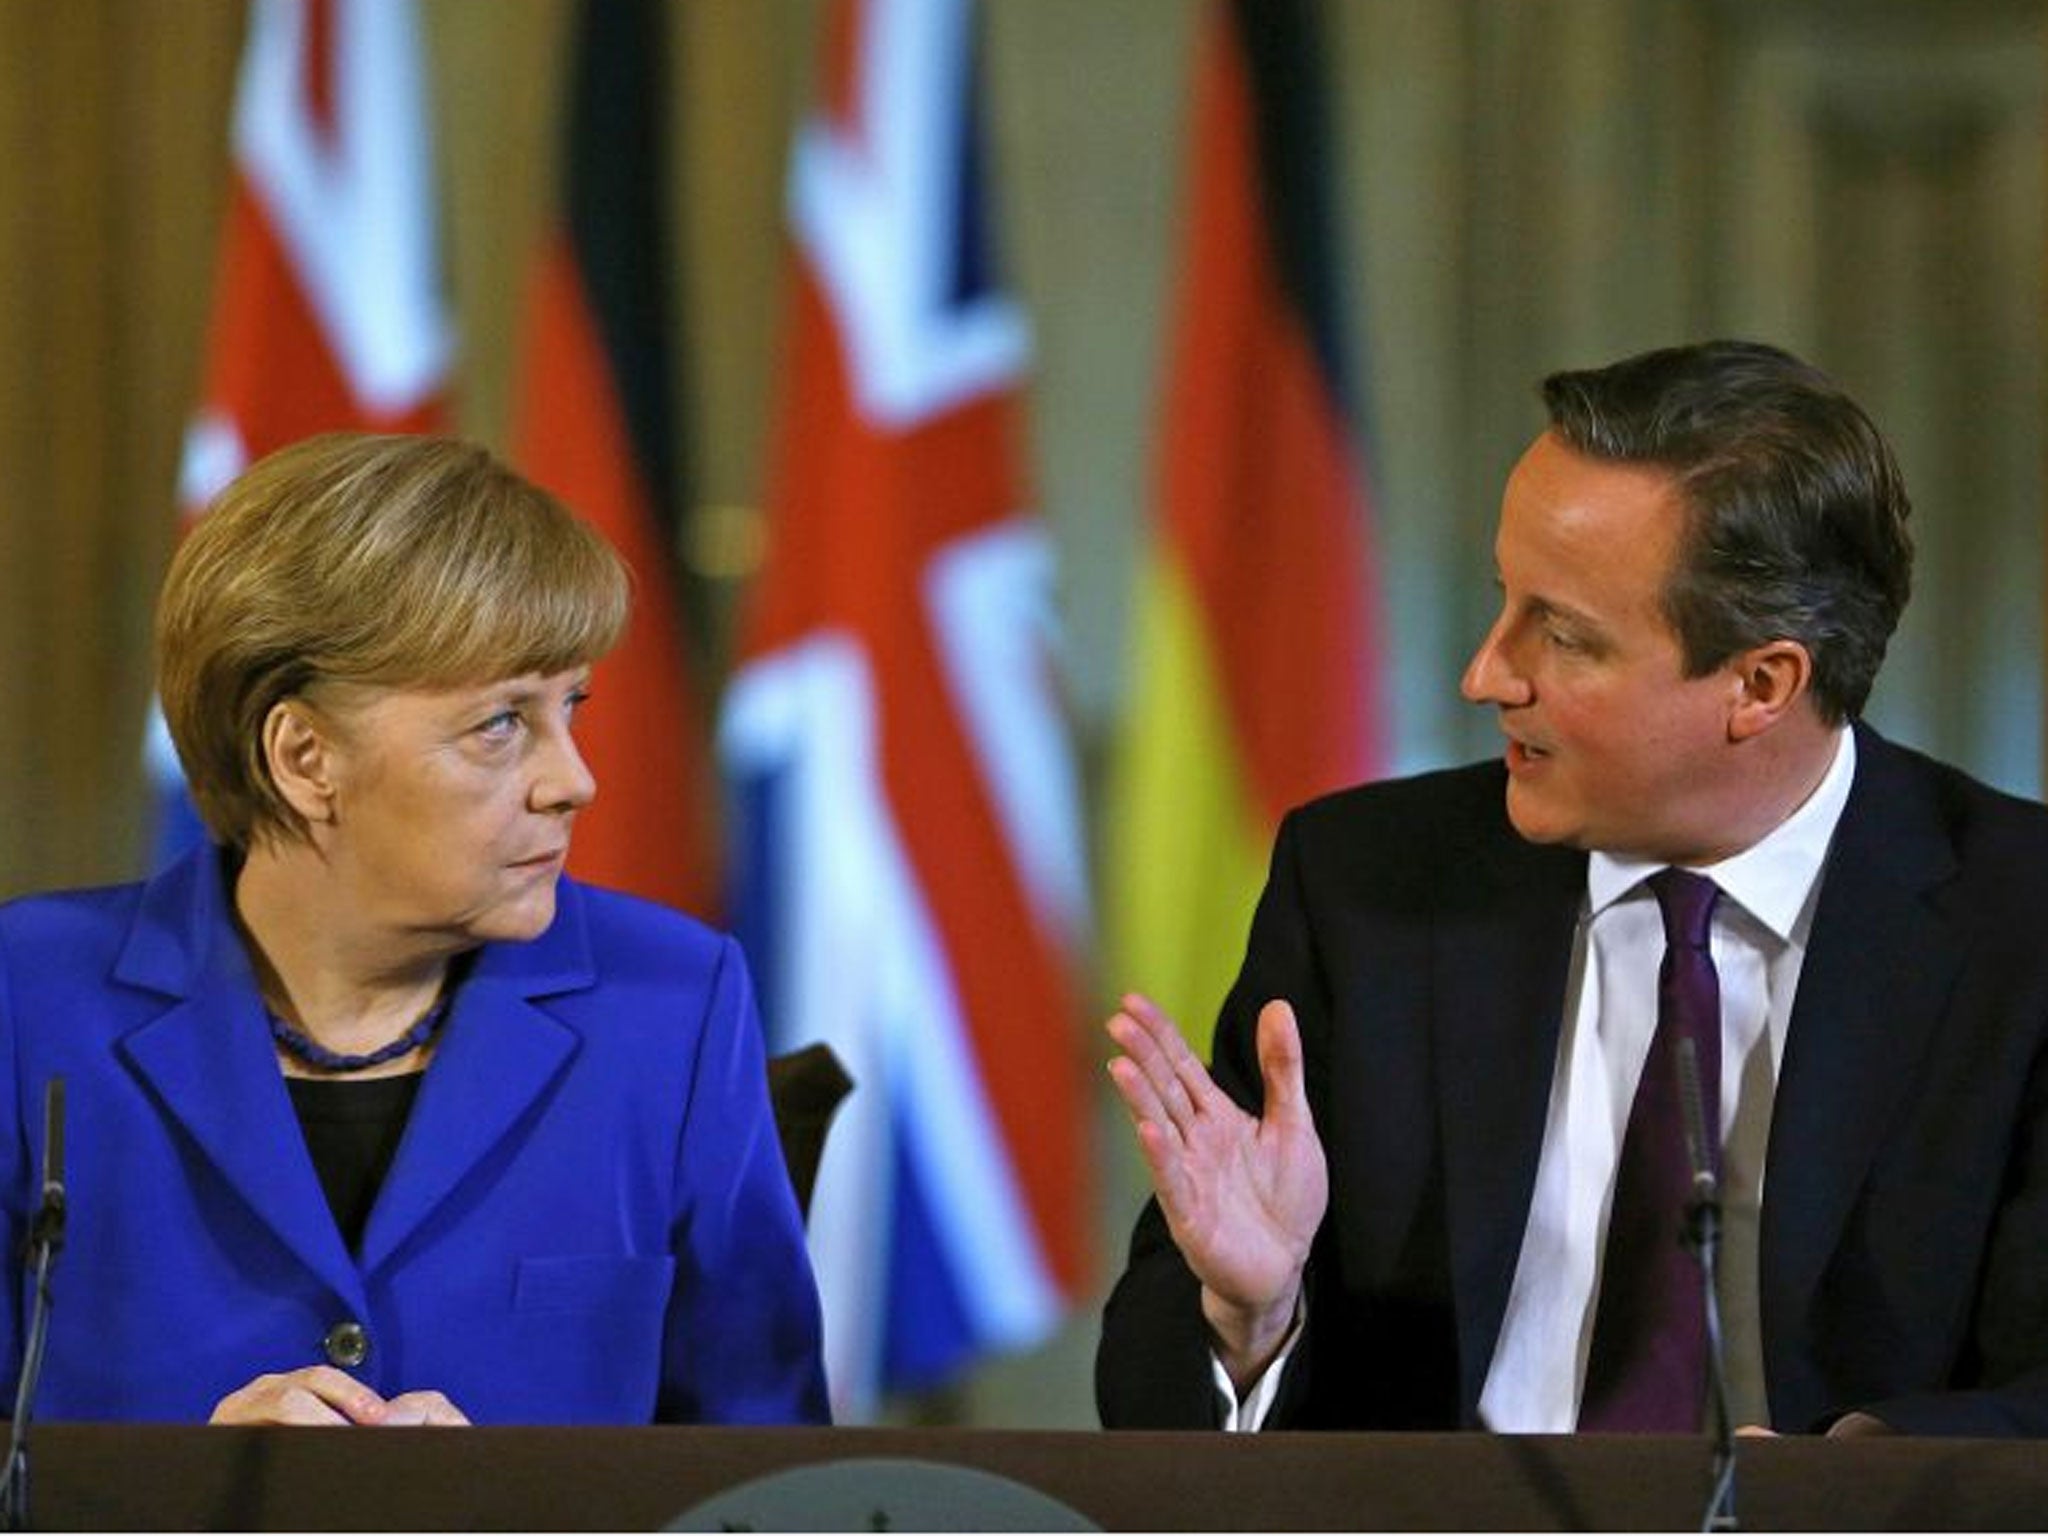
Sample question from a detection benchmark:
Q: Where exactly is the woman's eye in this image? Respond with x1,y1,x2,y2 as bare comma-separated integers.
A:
477,709,523,740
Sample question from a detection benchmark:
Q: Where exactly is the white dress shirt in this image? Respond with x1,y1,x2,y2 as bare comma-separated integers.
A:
1221,728,1856,1431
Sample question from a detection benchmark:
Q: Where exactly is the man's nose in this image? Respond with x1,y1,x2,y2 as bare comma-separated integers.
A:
1461,618,1530,707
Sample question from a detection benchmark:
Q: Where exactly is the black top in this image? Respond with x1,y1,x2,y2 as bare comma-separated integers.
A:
286,1072,423,1254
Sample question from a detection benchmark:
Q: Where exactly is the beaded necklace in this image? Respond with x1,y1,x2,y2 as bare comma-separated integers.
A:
267,990,453,1074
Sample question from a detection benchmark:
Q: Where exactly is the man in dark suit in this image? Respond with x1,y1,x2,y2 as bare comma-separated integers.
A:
1098,340,2048,1436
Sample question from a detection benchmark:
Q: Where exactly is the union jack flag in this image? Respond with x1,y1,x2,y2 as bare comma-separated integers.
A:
720,0,1091,1420
149,0,452,863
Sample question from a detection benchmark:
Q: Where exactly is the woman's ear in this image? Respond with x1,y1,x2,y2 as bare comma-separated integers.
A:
262,699,340,825
1727,639,1815,742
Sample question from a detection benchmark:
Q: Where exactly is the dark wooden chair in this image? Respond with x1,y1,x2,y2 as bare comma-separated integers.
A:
765,1042,853,1222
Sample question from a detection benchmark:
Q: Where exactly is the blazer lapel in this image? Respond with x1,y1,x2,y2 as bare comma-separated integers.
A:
115,850,365,1308
1762,727,1964,1363
114,854,600,1293
355,885,593,1275
1433,814,1586,1417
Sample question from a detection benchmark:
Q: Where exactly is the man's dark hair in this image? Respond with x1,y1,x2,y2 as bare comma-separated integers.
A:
1540,339,1913,724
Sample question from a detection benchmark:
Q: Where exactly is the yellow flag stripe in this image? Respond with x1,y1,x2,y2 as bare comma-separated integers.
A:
1106,553,1275,1057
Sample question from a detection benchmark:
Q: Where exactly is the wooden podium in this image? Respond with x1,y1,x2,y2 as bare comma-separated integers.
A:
26,1422,2048,1529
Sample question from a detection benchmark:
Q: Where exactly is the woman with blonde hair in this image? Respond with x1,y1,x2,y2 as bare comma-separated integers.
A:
0,432,827,1425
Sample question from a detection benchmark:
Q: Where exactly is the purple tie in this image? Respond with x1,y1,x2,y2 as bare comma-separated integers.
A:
1578,867,1721,1432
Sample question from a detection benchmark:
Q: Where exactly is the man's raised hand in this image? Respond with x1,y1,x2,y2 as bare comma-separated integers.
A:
1105,993,1328,1388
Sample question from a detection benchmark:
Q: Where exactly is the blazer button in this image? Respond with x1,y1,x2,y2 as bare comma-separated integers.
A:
322,1320,369,1370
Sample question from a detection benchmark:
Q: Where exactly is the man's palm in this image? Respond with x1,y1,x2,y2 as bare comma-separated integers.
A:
1107,995,1329,1315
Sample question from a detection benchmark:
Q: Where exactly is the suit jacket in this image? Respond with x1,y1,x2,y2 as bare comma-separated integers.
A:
0,846,829,1424
1098,724,2048,1436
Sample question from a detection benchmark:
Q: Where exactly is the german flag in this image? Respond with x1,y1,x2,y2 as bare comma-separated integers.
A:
511,0,718,918
1108,0,1387,1051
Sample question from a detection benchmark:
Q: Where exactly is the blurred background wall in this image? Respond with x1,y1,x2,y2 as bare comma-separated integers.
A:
0,0,2039,1425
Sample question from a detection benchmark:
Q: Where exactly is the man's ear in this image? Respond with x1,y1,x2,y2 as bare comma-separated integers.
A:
262,699,340,825
1727,640,1814,742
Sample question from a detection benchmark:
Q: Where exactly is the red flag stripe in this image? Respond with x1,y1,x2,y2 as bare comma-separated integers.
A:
512,229,717,916
1162,5,1383,817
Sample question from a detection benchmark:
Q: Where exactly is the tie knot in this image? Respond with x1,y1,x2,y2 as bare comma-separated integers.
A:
1647,867,1718,951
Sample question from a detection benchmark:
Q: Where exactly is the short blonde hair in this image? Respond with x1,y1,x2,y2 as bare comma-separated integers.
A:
157,432,630,850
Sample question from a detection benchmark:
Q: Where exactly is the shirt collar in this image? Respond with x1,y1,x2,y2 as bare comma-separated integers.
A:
1587,726,1856,940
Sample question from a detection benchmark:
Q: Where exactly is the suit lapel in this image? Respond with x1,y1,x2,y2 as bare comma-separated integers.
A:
1762,726,1964,1358
115,850,366,1308
356,886,592,1275
114,853,599,1292
1433,812,1586,1417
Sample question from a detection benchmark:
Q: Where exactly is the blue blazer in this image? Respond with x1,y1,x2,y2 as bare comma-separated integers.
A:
0,847,829,1424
